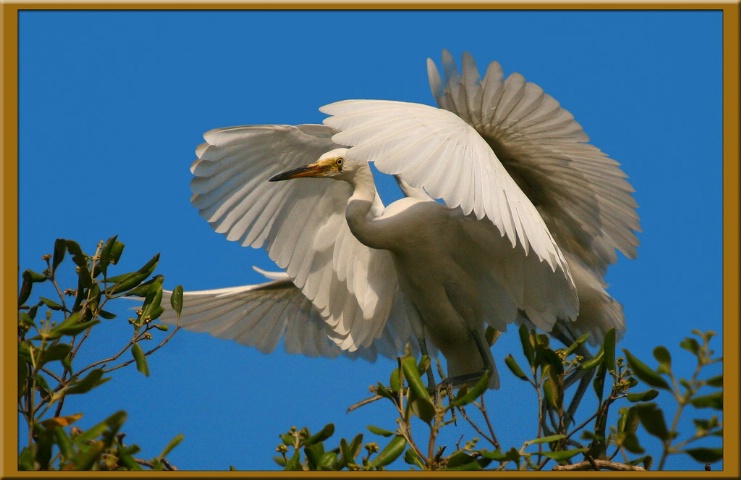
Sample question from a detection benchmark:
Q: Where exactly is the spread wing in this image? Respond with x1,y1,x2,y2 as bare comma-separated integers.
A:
190,124,398,350
427,50,640,276
321,100,572,278
159,268,416,360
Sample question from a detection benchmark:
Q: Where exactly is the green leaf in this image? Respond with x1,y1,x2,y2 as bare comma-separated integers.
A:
628,455,653,470
54,426,74,460
626,389,659,402
157,433,185,458
445,459,482,471
96,235,118,276
46,315,100,339
65,240,87,267
485,325,500,347
131,343,150,377
679,337,700,356
564,333,590,356
347,434,363,463
538,346,563,375
171,285,184,317
620,432,645,454
76,410,127,444
98,309,116,319
124,275,164,297
375,382,394,401
18,446,35,471
368,435,406,468
403,448,425,468
66,368,110,395
18,276,33,307
283,449,302,471
23,269,47,283
705,374,723,387
579,348,604,371
408,394,435,425
40,296,63,310
446,450,478,468
416,355,431,376
340,434,363,465
603,328,616,373
140,281,164,322
593,362,606,402
541,448,587,462
653,346,672,374
77,264,93,289
504,354,529,381
51,238,67,278
109,239,125,266
634,403,670,441
39,343,72,368
401,356,430,402
389,368,400,393
305,423,334,446
684,447,723,464
619,406,640,434
526,434,566,445
303,442,324,470
690,392,722,410
72,442,105,470
35,372,51,397
543,377,560,410
279,433,294,446
693,416,720,432
623,349,671,390
451,370,490,407
518,325,535,367
106,253,160,294
367,425,394,437
480,447,520,465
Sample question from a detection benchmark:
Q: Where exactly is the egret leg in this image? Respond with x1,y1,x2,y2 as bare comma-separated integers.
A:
416,336,438,392
402,295,438,391
471,328,495,374
440,329,494,389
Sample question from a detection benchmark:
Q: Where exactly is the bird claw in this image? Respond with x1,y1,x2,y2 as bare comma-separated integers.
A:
438,368,492,391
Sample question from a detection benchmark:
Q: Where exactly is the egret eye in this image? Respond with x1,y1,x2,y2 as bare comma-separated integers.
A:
336,158,344,167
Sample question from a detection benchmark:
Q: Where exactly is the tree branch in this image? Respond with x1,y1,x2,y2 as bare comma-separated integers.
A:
553,459,646,471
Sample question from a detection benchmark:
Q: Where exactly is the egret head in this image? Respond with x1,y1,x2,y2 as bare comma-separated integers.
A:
269,148,359,182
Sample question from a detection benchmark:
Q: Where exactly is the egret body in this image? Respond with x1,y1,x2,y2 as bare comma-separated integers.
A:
160,50,639,390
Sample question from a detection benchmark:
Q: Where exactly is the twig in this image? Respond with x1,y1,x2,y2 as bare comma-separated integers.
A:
347,394,383,413
40,367,62,384
658,357,704,470
456,405,496,447
105,325,181,374
478,394,500,449
134,457,178,470
553,459,645,471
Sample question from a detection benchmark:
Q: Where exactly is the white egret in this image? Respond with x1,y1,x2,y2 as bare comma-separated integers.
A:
160,51,639,389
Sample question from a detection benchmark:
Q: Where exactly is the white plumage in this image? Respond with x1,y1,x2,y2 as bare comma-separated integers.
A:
158,50,639,388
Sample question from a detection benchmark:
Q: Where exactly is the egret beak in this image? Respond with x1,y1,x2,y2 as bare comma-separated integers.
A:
269,160,335,182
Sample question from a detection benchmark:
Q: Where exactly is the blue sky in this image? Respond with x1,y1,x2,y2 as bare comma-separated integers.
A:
17,10,724,471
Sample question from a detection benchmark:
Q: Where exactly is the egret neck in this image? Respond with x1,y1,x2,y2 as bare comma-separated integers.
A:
343,161,391,251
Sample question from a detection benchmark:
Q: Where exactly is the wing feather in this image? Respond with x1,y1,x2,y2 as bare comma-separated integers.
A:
428,50,640,277
159,271,412,360
190,124,399,350
321,100,571,277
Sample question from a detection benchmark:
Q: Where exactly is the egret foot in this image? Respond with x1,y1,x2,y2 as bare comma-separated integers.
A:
440,368,493,391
